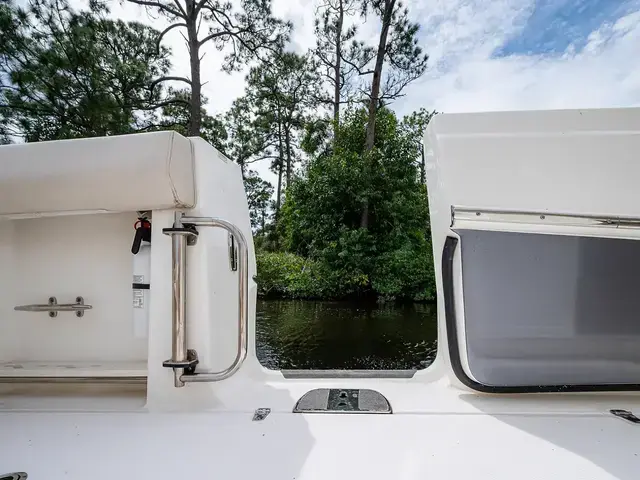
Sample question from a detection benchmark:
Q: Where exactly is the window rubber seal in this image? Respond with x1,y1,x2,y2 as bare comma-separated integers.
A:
442,235,640,393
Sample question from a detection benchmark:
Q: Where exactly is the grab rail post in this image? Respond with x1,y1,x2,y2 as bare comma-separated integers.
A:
162,213,248,387
178,215,249,384
162,212,199,387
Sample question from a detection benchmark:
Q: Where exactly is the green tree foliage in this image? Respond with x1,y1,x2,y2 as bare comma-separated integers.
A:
0,0,173,141
400,108,437,183
275,107,435,301
244,170,274,232
124,0,291,136
222,95,278,177
245,52,318,215
254,251,354,299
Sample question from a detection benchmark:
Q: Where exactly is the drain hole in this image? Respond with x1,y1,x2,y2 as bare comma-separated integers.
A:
339,392,347,398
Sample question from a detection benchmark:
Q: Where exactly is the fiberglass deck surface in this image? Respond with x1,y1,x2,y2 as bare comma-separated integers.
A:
1,410,639,480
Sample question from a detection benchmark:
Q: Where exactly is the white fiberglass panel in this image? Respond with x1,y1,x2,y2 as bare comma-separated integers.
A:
0,131,195,216
424,107,640,385
0,213,147,365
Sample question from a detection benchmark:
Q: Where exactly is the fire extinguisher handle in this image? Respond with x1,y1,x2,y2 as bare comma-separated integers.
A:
132,219,152,255
131,227,145,254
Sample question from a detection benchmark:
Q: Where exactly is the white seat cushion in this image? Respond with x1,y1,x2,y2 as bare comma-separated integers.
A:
0,131,195,216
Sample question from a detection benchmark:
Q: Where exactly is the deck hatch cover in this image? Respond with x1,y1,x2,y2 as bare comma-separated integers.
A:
293,388,391,413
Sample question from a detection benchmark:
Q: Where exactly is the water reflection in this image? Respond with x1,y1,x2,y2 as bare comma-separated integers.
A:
256,300,437,370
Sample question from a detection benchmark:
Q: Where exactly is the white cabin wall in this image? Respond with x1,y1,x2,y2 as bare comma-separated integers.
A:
416,127,452,382
145,209,178,407
0,213,146,363
423,107,640,389
427,108,640,217
185,139,258,375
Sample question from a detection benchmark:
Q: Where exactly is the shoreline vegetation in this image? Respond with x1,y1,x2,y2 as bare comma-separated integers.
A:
255,246,436,303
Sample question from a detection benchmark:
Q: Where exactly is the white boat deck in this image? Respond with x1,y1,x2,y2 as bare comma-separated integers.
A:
1,381,639,480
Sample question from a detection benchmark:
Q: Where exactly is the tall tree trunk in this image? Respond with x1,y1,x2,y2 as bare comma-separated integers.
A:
275,120,284,218
285,126,292,187
420,143,425,184
360,0,395,229
364,0,394,152
333,0,344,129
275,159,283,217
186,0,201,136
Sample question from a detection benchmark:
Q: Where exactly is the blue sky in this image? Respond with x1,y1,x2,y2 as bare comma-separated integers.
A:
495,0,637,56
391,0,640,116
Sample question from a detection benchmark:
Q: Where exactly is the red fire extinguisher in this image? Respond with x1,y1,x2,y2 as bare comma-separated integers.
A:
131,217,151,339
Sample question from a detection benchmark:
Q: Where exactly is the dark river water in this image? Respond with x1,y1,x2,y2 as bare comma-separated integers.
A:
256,300,438,370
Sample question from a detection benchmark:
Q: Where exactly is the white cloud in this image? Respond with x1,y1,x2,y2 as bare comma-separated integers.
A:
396,1,640,115
410,0,535,71
273,0,316,53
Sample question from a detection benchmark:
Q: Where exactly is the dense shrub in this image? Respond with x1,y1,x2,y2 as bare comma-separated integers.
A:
267,107,436,302
371,239,436,301
255,251,374,300
254,107,436,302
255,252,329,299
255,246,435,301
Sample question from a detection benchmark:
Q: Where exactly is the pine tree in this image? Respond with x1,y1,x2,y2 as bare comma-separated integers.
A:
124,0,291,136
358,0,428,228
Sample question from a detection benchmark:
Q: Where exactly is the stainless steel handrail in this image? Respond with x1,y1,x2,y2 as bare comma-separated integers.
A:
179,215,249,383
162,213,199,387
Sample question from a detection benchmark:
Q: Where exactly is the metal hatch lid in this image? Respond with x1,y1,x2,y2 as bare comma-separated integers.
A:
293,388,392,413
